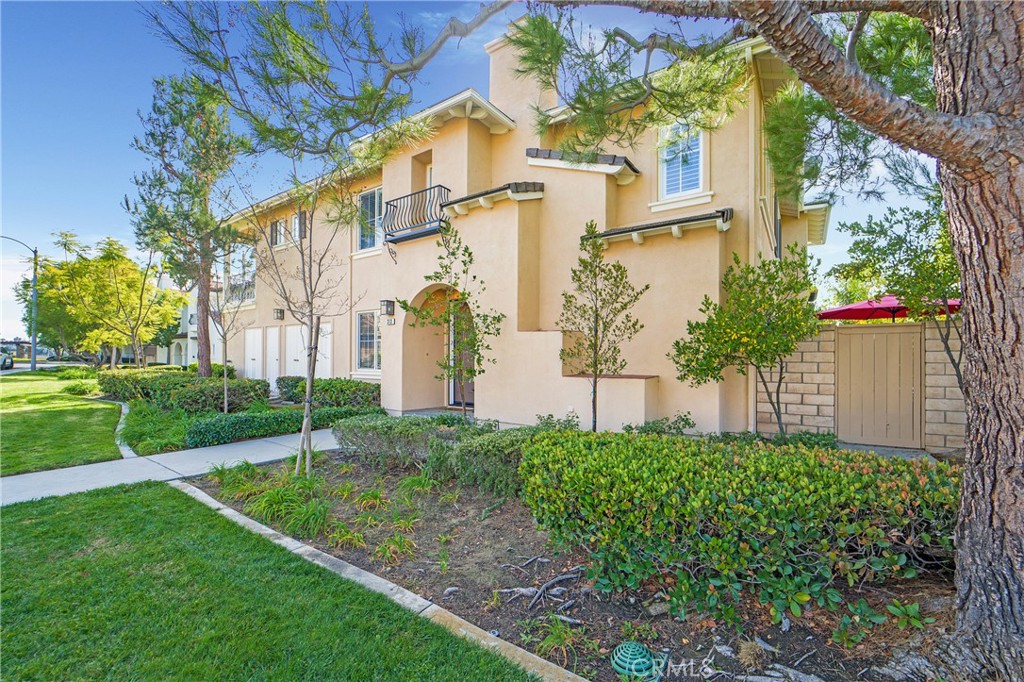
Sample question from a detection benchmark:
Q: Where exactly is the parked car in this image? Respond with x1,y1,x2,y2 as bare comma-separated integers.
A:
1,352,14,370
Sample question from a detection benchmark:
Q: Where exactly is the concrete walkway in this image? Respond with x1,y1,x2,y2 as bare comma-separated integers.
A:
0,428,338,507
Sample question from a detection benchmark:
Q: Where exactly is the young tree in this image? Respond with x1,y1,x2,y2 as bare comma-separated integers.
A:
558,221,649,431
15,268,90,359
50,234,184,368
672,246,819,440
399,223,505,417
129,76,246,378
209,242,255,413
832,199,963,388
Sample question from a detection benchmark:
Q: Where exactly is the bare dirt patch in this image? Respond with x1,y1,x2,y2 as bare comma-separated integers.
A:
193,450,955,681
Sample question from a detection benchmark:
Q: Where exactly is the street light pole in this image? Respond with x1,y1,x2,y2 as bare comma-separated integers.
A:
2,236,40,371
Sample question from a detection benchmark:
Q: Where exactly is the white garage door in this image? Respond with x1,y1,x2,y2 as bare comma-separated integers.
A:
244,328,263,380
265,327,280,388
284,322,332,379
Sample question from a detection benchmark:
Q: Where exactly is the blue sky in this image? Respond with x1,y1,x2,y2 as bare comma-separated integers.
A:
1,1,904,338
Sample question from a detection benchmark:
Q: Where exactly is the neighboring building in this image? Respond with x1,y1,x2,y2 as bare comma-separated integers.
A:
224,34,829,432
150,276,222,367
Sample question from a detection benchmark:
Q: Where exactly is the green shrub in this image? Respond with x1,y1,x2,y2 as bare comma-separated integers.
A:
441,427,538,497
186,405,385,448
332,414,490,470
535,412,580,431
60,379,99,396
187,362,236,378
96,369,268,412
276,376,305,402
119,400,211,455
55,367,97,380
298,377,380,408
622,413,695,436
781,431,839,449
520,432,959,628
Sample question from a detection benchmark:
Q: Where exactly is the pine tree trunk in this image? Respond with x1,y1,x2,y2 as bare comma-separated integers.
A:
195,243,212,378
929,6,1024,678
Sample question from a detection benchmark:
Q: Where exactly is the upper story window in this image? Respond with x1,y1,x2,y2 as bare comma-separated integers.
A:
660,124,703,199
359,187,383,250
356,311,381,371
291,214,301,241
269,219,287,247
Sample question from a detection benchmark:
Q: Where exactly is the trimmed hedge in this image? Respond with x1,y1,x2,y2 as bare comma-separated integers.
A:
187,362,236,378
276,376,305,403
97,369,268,413
436,427,538,497
332,414,490,469
187,406,386,448
520,432,959,626
308,377,380,407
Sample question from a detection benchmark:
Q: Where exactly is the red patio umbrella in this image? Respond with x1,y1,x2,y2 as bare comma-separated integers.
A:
817,294,961,322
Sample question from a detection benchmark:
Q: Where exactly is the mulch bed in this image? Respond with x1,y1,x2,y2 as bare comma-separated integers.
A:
192,449,955,682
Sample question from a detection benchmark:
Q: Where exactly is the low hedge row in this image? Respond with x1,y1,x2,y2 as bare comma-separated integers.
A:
97,369,268,412
186,362,236,378
428,427,539,498
333,413,492,469
274,376,379,408
520,432,959,626
187,406,385,448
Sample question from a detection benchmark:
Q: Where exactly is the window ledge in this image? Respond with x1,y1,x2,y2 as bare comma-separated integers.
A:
351,370,381,381
649,190,714,213
353,247,382,260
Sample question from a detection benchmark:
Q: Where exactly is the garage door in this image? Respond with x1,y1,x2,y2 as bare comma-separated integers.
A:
284,322,332,379
244,328,263,380
836,324,922,448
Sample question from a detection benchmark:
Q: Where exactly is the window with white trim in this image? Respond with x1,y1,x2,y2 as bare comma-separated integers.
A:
356,311,381,371
269,219,287,246
291,214,301,241
358,187,383,250
660,124,702,198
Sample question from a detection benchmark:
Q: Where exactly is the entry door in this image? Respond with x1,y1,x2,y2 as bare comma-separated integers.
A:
244,328,263,380
837,325,922,448
265,327,280,388
285,325,304,376
448,305,474,408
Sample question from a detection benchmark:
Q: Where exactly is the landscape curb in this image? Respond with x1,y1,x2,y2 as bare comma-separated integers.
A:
95,398,138,459
167,480,589,682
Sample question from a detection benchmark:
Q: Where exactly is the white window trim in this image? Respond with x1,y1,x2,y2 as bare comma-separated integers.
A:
271,219,291,251
354,310,382,373
352,247,382,261
656,127,709,204
291,213,301,242
357,187,384,252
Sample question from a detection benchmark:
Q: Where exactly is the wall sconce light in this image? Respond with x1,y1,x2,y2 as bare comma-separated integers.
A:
273,308,285,320
380,299,395,316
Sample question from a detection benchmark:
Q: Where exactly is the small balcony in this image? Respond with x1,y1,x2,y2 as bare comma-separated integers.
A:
382,185,450,244
226,276,256,304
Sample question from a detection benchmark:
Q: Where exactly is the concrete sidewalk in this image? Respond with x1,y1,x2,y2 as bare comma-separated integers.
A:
0,428,338,506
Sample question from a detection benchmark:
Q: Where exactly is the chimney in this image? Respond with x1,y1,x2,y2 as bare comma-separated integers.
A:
485,21,558,121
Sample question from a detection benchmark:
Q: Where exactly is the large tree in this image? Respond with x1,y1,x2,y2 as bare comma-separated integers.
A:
153,1,1023,675
129,76,245,378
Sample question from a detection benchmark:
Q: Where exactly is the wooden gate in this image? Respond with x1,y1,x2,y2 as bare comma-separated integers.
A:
836,324,923,448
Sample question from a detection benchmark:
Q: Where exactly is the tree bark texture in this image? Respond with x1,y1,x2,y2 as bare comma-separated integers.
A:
930,5,1024,678
195,241,213,378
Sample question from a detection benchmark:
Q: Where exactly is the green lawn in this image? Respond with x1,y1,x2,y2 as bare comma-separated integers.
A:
0,371,121,476
0,482,536,681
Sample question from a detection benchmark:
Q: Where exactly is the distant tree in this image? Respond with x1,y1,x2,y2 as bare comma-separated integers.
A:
149,317,183,352
558,221,649,432
672,246,818,439
15,269,90,359
399,223,505,418
50,234,184,369
129,76,246,377
831,200,963,390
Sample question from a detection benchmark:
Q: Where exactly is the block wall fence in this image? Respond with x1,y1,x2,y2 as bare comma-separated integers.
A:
755,324,965,452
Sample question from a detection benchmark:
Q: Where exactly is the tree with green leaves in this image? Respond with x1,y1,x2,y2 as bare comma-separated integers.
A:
49,234,185,368
15,268,90,360
832,199,963,389
559,221,649,432
128,75,246,378
399,223,505,417
672,246,819,440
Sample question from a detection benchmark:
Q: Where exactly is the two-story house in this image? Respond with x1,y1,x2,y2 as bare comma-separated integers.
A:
224,33,828,432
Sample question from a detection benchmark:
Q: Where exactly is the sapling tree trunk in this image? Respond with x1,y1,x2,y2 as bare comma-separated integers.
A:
296,315,320,477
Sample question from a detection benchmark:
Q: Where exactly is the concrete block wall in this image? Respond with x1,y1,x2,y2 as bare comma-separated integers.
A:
756,327,836,436
756,323,965,452
923,323,966,451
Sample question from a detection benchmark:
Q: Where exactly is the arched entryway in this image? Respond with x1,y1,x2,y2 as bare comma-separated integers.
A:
172,342,184,366
400,285,475,411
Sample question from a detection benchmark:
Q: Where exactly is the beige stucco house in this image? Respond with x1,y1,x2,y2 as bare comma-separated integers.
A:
223,34,829,433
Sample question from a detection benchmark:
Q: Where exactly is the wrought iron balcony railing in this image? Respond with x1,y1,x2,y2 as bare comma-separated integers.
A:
226,277,256,304
382,185,450,243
